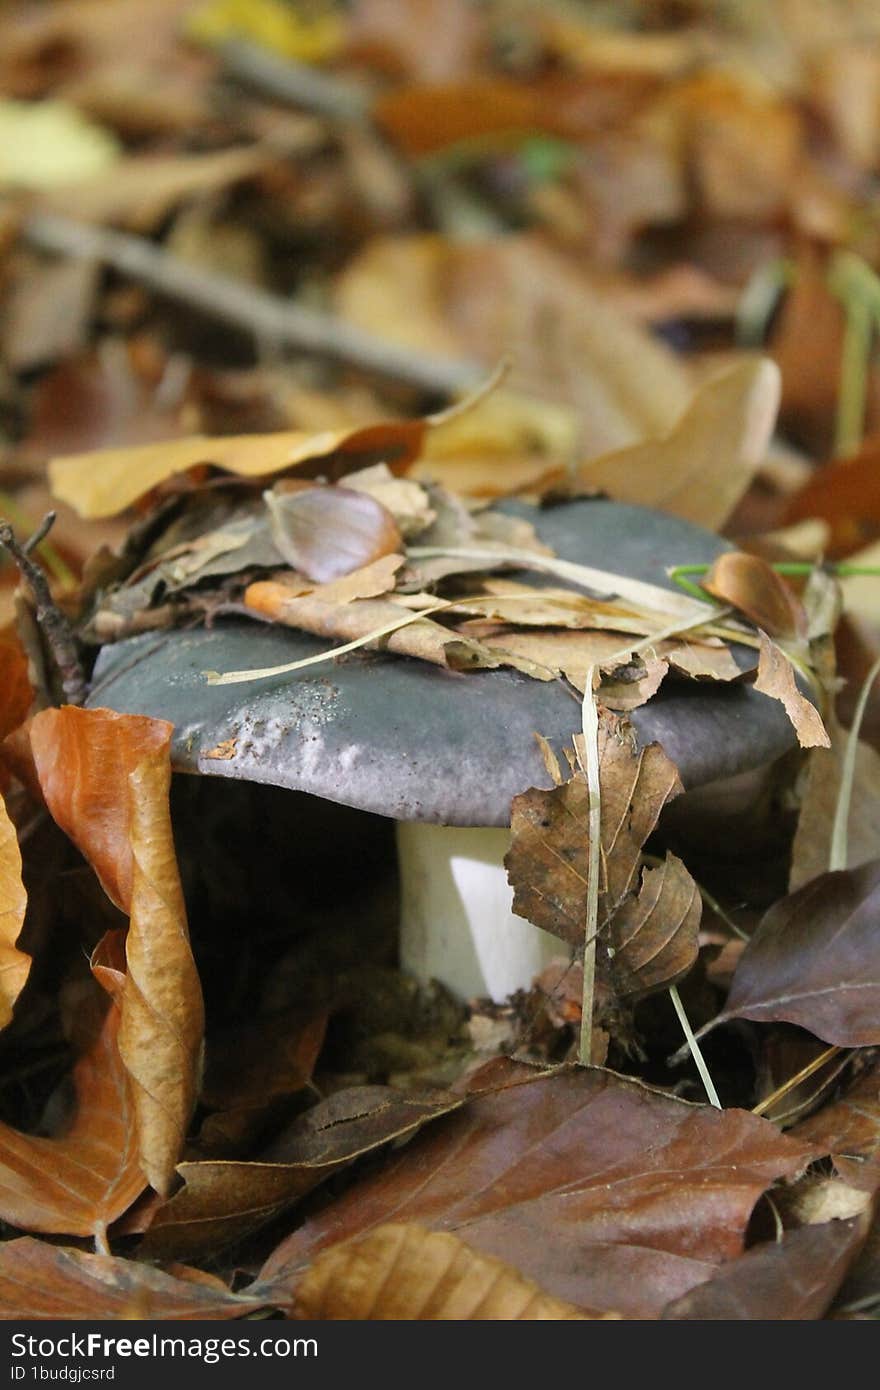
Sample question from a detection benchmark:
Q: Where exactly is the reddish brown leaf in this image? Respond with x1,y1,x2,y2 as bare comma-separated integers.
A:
30,706,204,1195
140,1085,463,1261
0,627,32,743
0,1238,264,1320
0,989,145,1237
784,438,880,557
265,484,403,583
609,854,700,1000
663,1219,868,1320
256,1064,815,1319
792,1061,880,1189
716,860,880,1046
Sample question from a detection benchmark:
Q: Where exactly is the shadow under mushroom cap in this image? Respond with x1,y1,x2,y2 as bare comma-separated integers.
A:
85,497,800,827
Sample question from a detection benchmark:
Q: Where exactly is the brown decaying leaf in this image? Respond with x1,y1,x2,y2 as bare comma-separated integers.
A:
290,1223,599,1320
30,707,204,1196
702,551,807,640
790,707,880,891
716,859,880,1046
784,440,880,557
49,420,425,520
753,631,830,748
792,1061,880,1189
571,358,781,530
265,484,403,583
0,989,145,1237
505,711,698,999
0,792,30,1029
257,1064,816,1320
609,855,700,999
662,1219,868,1321
0,1238,264,1320
140,1086,463,1261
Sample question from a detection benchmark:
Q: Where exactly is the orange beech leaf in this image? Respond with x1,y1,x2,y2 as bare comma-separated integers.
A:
30,707,204,1196
0,792,30,1030
0,1238,265,1320
753,632,830,749
702,552,807,640
49,420,425,520
0,988,145,1238
0,627,32,742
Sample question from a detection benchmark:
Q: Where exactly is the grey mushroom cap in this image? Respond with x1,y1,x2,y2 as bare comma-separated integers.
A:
85,498,800,827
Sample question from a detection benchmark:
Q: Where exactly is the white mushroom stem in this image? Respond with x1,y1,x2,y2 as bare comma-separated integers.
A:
396,823,563,1003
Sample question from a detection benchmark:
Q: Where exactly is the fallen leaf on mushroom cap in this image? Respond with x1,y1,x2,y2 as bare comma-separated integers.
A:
713,859,880,1047
753,632,830,748
49,419,426,520
139,1085,463,1261
345,464,437,537
264,484,403,583
288,1223,600,1320
0,1238,265,1320
256,1063,816,1320
570,358,781,531
29,707,203,1196
702,551,807,640
0,984,145,1237
662,1218,868,1321
0,790,30,1030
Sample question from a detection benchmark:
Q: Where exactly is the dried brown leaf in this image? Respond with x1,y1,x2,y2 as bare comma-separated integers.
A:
506,710,683,946
49,420,425,520
265,484,403,583
753,632,830,748
30,707,204,1195
140,1086,462,1261
0,1238,264,1320
0,989,145,1237
609,855,701,999
716,859,880,1046
573,358,780,531
790,707,880,890
258,1064,816,1319
290,1223,600,1320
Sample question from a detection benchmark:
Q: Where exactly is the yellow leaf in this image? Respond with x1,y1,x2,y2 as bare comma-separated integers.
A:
187,0,344,64
49,420,425,520
574,358,781,530
0,100,119,190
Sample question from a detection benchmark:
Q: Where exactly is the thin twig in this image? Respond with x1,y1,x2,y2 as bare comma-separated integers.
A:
23,213,482,396
830,653,880,872
575,672,601,1068
220,39,371,121
668,984,721,1108
751,1045,843,1118
0,517,87,706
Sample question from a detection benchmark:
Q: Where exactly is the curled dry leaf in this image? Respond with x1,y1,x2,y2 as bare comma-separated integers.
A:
264,484,403,583
609,854,700,999
753,632,830,748
571,358,781,531
792,1060,880,1189
715,859,880,1047
702,551,807,640
0,988,145,1238
29,707,203,1196
49,419,425,520
0,1238,264,1321
290,1223,600,1320
257,1064,816,1320
0,791,30,1029
140,1085,463,1261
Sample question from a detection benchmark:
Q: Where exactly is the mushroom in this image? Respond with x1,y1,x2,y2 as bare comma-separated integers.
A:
84,497,802,1001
